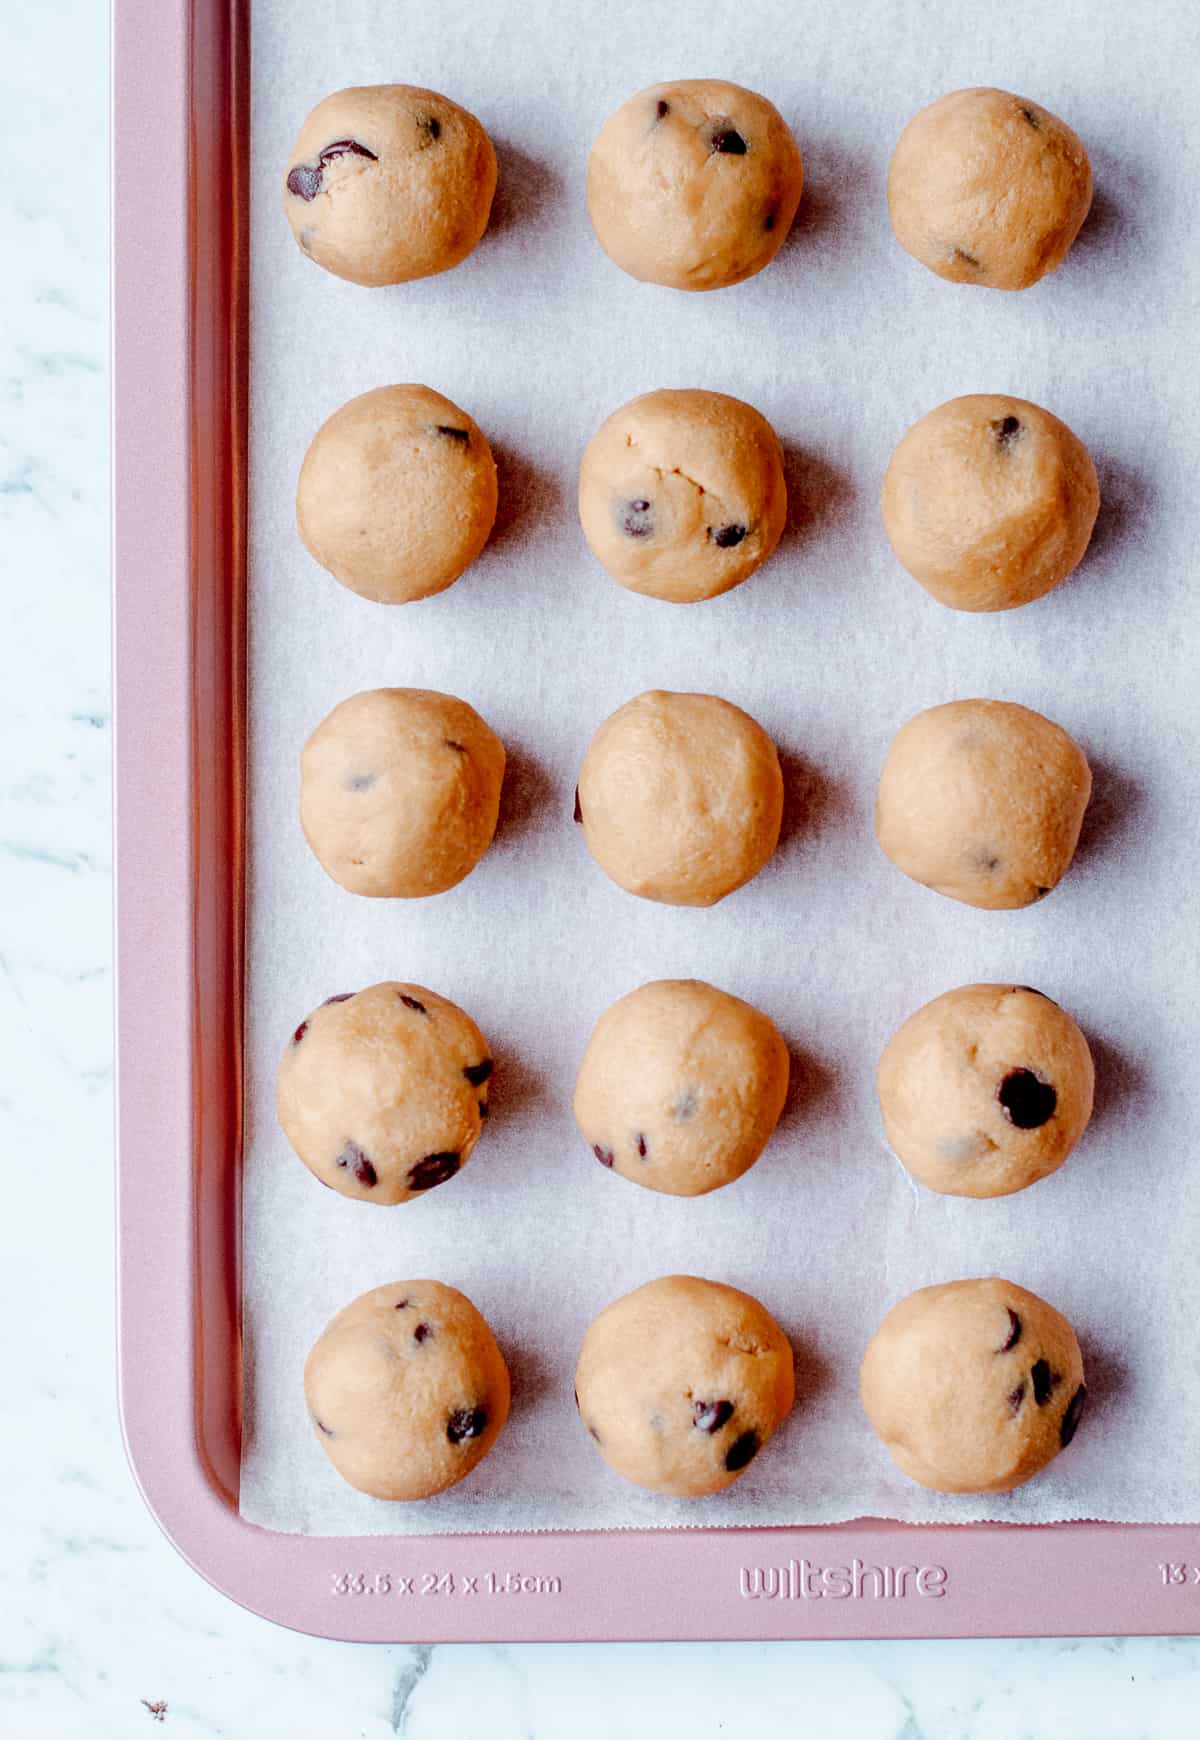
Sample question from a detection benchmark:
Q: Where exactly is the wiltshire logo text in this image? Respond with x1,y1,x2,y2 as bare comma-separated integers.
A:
739,1558,948,1600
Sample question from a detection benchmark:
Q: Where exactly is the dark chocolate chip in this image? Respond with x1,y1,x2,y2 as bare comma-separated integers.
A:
1000,1308,1022,1353
478,1100,489,1118
1060,1383,1087,1447
953,246,981,268
335,1142,377,1188
656,99,670,119
286,138,378,202
1007,1384,1025,1413
394,1298,410,1309
693,1399,734,1435
1031,1358,1054,1406
464,1059,493,1087
418,115,442,144
573,786,583,825
635,1133,647,1159
413,1321,433,1344
313,1415,335,1437
993,414,1022,450
592,1144,615,1169
998,1068,1058,1130
1020,106,1040,128
348,771,376,792
444,738,467,753
763,206,777,232
323,993,354,1006
709,523,748,549
712,128,747,155
724,1429,760,1471
617,498,654,539
446,1406,487,1444
408,1151,460,1191
435,424,470,443
292,1020,309,1045
399,993,428,1014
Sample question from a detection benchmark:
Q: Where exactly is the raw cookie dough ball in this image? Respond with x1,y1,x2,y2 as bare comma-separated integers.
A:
576,691,783,906
860,1278,1087,1493
282,85,497,286
301,688,505,898
877,984,1095,1198
887,87,1092,291
305,1281,510,1499
278,982,492,1204
297,385,497,605
574,980,790,1196
881,395,1100,612
579,389,787,603
575,1276,794,1495
587,79,803,291
875,699,1091,910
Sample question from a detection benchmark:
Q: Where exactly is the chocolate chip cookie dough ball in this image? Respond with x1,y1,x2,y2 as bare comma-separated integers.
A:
579,389,787,603
283,85,497,286
301,688,505,898
887,88,1092,291
574,980,790,1196
881,395,1100,612
875,699,1091,910
305,1281,510,1499
860,1278,1087,1493
278,982,492,1204
576,691,783,906
587,79,803,291
297,385,497,605
575,1276,794,1496
878,984,1094,1199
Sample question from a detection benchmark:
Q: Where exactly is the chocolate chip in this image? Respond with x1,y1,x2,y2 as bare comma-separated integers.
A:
693,1399,734,1434
998,1068,1058,1130
418,116,442,144
993,414,1022,450
348,772,375,791
1007,1384,1025,1413
435,424,469,443
446,1406,487,1444
709,523,748,548
1060,1383,1087,1447
335,1142,377,1188
1020,106,1040,128
712,128,747,155
763,206,777,232
1000,1308,1022,1353
724,1429,760,1471
656,99,670,120
394,1298,410,1309
323,993,354,1006
444,739,467,753
953,246,981,268
292,1020,309,1045
478,1100,489,1118
1035,885,1052,898
573,786,583,825
313,1415,335,1437
408,1151,460,1191
413,1321,433,1344
286,138,378,202
592,1144,614,1168
399,993,427,1014
635,1133,647,1159
1031,1358,1054,1406
617,498,654,539
464,1059,493,1086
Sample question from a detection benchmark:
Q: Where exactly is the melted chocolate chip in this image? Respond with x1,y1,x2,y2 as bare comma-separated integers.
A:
712,128,748,155
408,1151,460,1191
348,772,376,791
1031,1358,1054,1406
993,414,1022,450
635,1133,647,1159
953,246,981,268
573,786,583,825
335,1142,377,1188
323,993,354,1006
399,993,428,1014
656,99,670,120
617,498,654,539
1000,1308,1022,1353
724,1429,760,1471
592,1144,615,1169
292,1020,309,1045
413,1321,433,1344
693,1399,734,1435
998,1068,1058,1130
286,138,378,202
1020,106,1040,128
464,1059,493,1087
1060,1383,1087,1447
446,1406,487,1444
709,523,748,548
436,424,470,443
1007,1383,1025,1413
313,1415,335,1437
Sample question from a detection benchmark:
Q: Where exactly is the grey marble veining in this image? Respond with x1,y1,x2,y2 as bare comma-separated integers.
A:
1,2,1197,1735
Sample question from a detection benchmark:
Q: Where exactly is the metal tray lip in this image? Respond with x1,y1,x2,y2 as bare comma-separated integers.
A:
112,0,1200,1643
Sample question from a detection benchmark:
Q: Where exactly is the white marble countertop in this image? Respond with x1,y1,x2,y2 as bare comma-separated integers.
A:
2,3,1197,1734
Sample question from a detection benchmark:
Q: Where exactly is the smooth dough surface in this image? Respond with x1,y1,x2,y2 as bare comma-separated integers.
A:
860,1278,1087,1493
282,85,497,286
579,389,787,603
875,699,1091,910
300,688,505,898
277,982,492,1204
587,79,803,291
297,385,497,605
575,1276,794,1495
887,87,1092,290
305,1281,510,1499
881,394,1099,612
573,980,790,1196
877,984,1094,1198
576,690,783,906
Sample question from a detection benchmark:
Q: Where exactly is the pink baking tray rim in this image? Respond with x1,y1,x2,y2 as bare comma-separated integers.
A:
112,0,1200,1643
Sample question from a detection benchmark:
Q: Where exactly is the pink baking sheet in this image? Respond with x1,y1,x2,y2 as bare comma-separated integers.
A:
112,0,1200,1640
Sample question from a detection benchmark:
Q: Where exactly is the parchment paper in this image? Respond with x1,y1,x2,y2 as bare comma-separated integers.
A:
242,0,1200,1534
